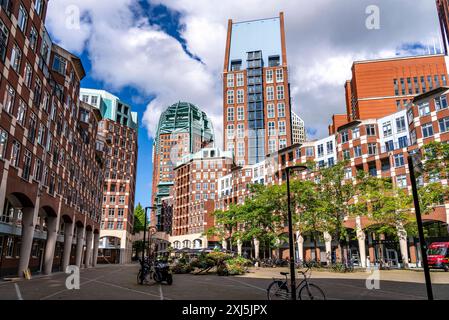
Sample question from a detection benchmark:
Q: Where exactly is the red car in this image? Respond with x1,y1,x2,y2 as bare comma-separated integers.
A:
427,242,449,272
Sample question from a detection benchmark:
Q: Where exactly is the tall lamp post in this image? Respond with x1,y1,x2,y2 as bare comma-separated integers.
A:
140,206,156,285
285,164,308,301
407,152,433,300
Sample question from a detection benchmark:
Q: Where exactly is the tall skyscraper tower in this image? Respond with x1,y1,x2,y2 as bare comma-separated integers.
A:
437,0,449,55
151,102,214,232
223,12,292,166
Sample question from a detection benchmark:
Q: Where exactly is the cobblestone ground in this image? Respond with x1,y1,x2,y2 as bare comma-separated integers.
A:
1,264,448,300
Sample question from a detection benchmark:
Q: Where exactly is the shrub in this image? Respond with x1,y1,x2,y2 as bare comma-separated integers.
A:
172,263,193,274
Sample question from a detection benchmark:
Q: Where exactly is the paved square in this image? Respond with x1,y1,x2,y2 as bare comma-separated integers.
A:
1,264,449,300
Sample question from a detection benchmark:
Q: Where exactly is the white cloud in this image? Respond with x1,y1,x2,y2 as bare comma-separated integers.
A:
46,0,443,143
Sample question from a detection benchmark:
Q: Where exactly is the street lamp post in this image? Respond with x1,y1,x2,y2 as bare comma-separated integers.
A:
140,206,156,285
285,165,307,301
407,154,433,300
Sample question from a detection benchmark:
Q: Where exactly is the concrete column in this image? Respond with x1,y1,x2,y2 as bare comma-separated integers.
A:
237,239,242,256
323,232,332,266
43,216,58,275
75,225,85,268
92,232,100,267
84,230,93,268
222,239,227,250
62,221,74,270
18,207,36,277
297,234,304,262
397,225,409,268
253,238,260,260
356,217,367,268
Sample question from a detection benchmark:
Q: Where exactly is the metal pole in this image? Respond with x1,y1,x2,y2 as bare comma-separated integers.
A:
286,168,297,300
140,207,148,284
407,155,433,300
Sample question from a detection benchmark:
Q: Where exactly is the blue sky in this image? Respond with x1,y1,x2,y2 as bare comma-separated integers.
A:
46,0,444,211
72,4,187,209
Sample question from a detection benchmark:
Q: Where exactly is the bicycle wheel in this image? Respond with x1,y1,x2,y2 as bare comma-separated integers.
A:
267,281,289,300
298,284,326,300
137,270,142,284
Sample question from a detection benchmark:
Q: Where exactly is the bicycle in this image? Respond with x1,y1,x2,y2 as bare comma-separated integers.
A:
137,257,153,285
266,263,325,300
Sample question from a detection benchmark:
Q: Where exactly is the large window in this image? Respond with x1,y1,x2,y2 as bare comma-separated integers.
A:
52,54,66,75
226,124,234,139
237,89,244,104
0,19,8,62
18,5,28,33
16,99,26,125
341,130,349,143
22,149,32,180
227,74,234,87
237,142,244,158
267,86,274,101
278,121,286,135
422,123,434,138
435,95,448,111
0,129,7,159
317,144,324,157
354,145,362,158
267,104,275,118
277,103,285,117
396,175,407,189
28,113,37,143
418,102,430,116
305,147,314,157
396,116,406,133
236,73,244,87
268,122,276,136
24,63,32,87
366,124,376,136
227,107,234,121
268,139,277,153
10,44,22,73
276,69,283,82
383,121,392,137
327,141,333,154
394,154,405,167
368,143,377,155
29,26,38,51
10,140,21,167
34,0,43,16
237,106,244,121
237,124,244,139
352,127,360,139
276,85,284,100
227,90,234,105
266,70,273,83
439,117,449,133
343,149,350,160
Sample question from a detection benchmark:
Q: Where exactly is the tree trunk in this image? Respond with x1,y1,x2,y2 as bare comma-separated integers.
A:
313,233,319,263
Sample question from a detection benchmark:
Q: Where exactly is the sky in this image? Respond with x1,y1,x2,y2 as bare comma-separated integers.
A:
45,0,444,208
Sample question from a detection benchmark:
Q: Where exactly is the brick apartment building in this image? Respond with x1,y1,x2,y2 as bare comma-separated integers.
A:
151,102,214,233
343,54,449,122
171,147,234,249
223,12,296,166
80,89,138,264
0,0,104,277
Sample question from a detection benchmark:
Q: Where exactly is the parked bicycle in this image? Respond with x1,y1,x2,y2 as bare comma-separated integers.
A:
267,263,325,300
137,257,153,285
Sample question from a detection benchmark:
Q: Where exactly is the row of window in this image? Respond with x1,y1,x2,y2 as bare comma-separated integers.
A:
393,75,447,96
226,69,284,88
226,85,284,105
341,124,376,143
103,195,126,205
226,103,286,122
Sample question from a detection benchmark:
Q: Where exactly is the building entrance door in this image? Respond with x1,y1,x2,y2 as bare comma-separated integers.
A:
386,249,399,267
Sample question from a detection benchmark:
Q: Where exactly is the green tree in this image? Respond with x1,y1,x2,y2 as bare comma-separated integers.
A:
133,203,147,233
314,161,357,263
